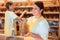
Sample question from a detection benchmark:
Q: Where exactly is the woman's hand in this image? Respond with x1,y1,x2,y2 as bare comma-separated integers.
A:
19,10,27,19
24,32,43,40
24,32,31,37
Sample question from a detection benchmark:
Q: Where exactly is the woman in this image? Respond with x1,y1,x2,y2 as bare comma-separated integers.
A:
24,1,50,40
4,1,26,37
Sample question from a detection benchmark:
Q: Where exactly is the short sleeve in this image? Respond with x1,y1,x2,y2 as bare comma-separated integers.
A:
8,12,17,20
32,19,50,40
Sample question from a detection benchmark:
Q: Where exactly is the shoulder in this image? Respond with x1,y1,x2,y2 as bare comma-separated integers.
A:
40,18,48,25
39,18,49,28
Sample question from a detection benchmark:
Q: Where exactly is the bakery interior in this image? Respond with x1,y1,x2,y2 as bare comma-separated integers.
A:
0,0,60,40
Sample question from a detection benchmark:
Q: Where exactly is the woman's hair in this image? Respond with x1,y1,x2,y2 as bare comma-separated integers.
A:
35,1,44,15
5,1,13,10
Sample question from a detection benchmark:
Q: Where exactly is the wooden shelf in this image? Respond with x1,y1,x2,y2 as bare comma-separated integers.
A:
0,29,4,31
0,12,21,14
15,12,60,14
46,19,59,21
44,5,60,7
0,5,59,9
48,36,54,38
50,26,58,28
17,12,60,14
13,5,60,8
1,17,5,19
24,12,60,14
13,6,33,8
48,36,58,38
0,11,59,15
21,12,60,14
44,12,59,14
0,29,4,34
17,12,32,14
26,12,32,14
0,11,33,14
0,12,5,14
0,6,6,9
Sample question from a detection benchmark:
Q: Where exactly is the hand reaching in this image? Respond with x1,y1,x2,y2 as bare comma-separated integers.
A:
19,10,27,19
22,10,27,15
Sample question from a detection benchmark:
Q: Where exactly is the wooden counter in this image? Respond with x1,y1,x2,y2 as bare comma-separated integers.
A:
0,34,32,40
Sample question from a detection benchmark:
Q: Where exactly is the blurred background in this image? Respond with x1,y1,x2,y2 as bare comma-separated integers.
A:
0,0,60,40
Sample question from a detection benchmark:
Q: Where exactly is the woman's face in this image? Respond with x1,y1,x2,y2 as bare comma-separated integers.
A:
32,5,43,17
9,4,14,10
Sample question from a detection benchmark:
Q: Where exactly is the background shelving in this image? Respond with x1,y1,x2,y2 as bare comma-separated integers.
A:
0,0,59,40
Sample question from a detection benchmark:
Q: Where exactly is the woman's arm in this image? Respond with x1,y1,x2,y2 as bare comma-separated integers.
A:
24,32,43,40
16,10,26,20
30,33,43,40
